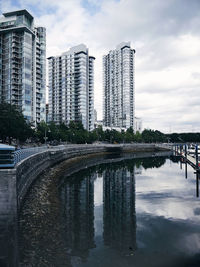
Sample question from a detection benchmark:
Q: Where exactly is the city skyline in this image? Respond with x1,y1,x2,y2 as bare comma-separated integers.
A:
1,0,200,133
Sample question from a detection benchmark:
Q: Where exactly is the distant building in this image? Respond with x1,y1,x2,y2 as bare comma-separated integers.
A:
0,10,46,125
103,42,135,129
134,117,142,133
48,44,95,131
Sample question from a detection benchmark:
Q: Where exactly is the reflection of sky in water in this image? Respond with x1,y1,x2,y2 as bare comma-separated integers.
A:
63,157,200,267
94,174,103,207
136,159,200,222
94,174,103,237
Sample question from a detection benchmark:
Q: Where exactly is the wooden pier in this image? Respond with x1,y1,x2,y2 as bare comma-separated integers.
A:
173,144,200,171
173,144,200,197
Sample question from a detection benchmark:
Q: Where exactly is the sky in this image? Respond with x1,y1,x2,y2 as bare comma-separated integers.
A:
1,0,200,133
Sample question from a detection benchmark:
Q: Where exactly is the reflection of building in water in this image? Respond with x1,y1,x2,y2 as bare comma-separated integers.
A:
103,167,136,253
61,174,96,262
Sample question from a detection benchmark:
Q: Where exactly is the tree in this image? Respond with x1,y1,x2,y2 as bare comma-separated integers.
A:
35,121,49,143
134,131,142,143
0,102,33,144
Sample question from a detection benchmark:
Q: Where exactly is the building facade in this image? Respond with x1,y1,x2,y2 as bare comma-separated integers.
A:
48,44,95,131
0,10,46,125
134,116,142,133
103,42,135,129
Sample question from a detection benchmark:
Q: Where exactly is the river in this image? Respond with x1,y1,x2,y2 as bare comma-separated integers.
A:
19,153,200,267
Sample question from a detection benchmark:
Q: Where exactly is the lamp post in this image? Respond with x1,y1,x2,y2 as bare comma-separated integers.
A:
44,126,47,146
44,126,50,146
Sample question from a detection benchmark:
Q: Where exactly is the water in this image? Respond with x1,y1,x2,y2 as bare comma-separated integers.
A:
19,155,200,267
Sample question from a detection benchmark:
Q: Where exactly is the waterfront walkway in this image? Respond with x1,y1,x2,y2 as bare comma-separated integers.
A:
0,143,171,168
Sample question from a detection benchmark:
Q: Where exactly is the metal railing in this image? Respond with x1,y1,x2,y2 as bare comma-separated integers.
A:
14,146,48,165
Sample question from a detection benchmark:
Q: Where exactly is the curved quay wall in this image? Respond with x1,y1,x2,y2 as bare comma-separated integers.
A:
0,143,170,266
15,143,169,209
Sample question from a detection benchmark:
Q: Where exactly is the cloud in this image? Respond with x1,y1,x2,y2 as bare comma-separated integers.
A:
1,0,200,132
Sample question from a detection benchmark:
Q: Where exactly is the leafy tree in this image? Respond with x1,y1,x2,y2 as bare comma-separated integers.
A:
0,102,33,144
134,131,142,142
126,127,134,134
35,121,49,143
68,121,84,131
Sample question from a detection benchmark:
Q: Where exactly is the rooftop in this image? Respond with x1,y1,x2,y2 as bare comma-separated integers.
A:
3,9,34,21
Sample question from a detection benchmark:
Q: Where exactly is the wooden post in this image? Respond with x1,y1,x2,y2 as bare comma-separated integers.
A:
185,161,187,179
195,144,198,170
185,144,187,178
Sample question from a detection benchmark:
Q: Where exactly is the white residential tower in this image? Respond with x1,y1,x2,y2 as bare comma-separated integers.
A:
103,42,135,129
48,44,95,131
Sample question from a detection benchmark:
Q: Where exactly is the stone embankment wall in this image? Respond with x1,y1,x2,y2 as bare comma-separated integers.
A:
16,143,168,208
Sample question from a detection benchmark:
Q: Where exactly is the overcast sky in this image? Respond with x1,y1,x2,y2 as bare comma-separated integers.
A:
1,0,200,133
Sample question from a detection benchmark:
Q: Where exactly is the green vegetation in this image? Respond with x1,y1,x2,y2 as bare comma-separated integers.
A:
1,103,200,145
0,102,33,144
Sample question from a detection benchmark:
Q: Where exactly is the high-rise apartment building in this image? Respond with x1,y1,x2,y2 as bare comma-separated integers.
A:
103,42,135,129
48,44,95,131
0,10,46,125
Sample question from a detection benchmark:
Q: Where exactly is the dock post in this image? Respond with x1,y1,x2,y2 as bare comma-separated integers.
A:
195,144,198,170
185,161,187,179
184,144,187,178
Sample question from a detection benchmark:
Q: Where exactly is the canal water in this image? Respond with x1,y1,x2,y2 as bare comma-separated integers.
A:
19,155,200,267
